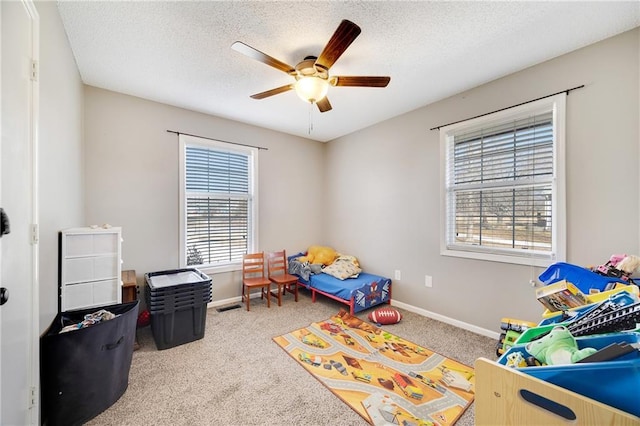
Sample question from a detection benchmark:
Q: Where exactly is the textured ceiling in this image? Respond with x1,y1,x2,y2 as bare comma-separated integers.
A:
56,1,640,142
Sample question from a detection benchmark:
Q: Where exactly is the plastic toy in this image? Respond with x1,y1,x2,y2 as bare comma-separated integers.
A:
592,254,640,284
568,299,640,336
525,326,597,365
496,317,537,356
506,352,528,368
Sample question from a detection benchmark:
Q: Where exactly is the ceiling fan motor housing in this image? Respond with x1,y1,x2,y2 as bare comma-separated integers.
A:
295,56,328,81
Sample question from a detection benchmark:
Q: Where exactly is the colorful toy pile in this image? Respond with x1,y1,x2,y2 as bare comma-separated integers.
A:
494,261,640,418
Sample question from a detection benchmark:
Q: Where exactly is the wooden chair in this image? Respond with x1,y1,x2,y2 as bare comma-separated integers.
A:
267,250,299,306
242,252,271,311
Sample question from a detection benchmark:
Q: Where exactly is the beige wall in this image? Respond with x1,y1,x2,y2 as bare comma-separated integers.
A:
324,28,640,331
80,27,639,334
36,1,85,332
83,87,325,301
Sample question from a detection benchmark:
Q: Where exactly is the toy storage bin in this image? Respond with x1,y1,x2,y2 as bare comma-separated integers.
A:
514,323,570,344
145,268,212,350
540,285,638,320
40,301,139,426
535,290,639,333
538,262,629,293
475,358,640,425
538,305,592,327
498,332,640,417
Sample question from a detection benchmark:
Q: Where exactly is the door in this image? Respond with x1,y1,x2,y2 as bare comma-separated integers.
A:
1,1,39,424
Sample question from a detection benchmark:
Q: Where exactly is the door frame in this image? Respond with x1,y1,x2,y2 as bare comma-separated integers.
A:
27,0,41,422
1,0,40,423
24,0,40,422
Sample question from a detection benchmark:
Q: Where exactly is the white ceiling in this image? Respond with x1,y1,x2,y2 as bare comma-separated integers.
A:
56,1,640,142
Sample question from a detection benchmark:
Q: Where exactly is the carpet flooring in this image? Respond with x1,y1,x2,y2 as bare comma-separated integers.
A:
86,291,496,425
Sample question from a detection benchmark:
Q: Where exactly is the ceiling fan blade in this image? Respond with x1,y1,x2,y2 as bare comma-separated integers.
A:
250,84,294,100
331,76,391,87
316,97,332,113
315,20,361,71
231,41,296,74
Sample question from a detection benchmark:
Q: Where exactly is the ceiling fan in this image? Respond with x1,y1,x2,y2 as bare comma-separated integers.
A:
231,19,390,113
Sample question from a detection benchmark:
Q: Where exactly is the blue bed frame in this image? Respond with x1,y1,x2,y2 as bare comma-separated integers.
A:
295,270,392,315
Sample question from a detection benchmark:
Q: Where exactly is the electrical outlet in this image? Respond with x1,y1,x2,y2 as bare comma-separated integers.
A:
394,270,401,281
425,275,432,287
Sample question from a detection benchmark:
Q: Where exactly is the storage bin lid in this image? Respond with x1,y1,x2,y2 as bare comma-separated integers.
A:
147,269,209,289
146,280,211,295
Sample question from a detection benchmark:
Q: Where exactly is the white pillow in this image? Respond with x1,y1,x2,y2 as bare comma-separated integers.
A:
322,257,362,280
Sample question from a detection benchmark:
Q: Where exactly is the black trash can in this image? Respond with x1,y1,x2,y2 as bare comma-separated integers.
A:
40,301,139,426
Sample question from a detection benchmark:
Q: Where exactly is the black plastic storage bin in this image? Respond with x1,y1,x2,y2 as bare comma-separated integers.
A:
40,301,139,426
145,268,212,350
148,303,209,350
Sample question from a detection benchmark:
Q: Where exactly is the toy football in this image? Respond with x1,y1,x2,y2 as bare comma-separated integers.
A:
368,307,402,325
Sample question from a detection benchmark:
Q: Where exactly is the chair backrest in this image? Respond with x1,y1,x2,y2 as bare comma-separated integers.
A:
267,250,288,277
243,252,266,280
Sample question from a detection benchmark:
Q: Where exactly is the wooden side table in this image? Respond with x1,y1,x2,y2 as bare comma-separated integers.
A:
122,270,137,303
121,269,140,350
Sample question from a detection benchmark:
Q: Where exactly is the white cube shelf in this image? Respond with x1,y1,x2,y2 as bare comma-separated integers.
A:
59,227,122,311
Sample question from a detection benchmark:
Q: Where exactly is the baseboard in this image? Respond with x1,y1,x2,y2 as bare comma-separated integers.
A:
391,300,500,340
207,294,264,309
208,295,500,340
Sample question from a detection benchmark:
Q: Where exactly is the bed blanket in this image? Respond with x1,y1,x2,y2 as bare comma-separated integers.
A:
288,258,312,281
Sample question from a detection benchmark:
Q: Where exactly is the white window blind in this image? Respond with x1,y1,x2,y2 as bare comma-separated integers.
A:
441,94,565,265
183,143,254,267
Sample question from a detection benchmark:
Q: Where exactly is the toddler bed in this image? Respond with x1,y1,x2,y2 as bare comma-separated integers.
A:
288,252,392,314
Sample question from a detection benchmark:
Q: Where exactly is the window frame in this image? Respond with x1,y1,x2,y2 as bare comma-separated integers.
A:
439,94,566,267
179,134,259,273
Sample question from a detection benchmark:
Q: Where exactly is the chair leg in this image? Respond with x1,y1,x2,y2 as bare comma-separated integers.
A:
266,284,271,308
246,287,251,311
283,282,298,302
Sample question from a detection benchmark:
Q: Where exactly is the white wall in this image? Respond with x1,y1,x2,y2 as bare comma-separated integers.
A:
83,87,325,301
36,1,84,332
324,28,640,331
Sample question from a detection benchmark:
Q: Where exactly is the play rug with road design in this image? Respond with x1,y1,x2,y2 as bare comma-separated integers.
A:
273,310,475,426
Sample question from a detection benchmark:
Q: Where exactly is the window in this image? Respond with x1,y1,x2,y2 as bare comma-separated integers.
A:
179,134,258,271
440,94,566,266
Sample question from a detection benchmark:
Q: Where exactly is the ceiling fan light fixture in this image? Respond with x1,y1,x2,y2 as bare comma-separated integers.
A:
294,76,329,104
234,20,388,113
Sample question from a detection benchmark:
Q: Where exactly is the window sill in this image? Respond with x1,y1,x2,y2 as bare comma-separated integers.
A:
188,263,242,275
441,248,555,268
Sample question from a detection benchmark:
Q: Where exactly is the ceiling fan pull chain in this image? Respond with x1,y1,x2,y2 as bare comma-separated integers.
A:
308,102,313,135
